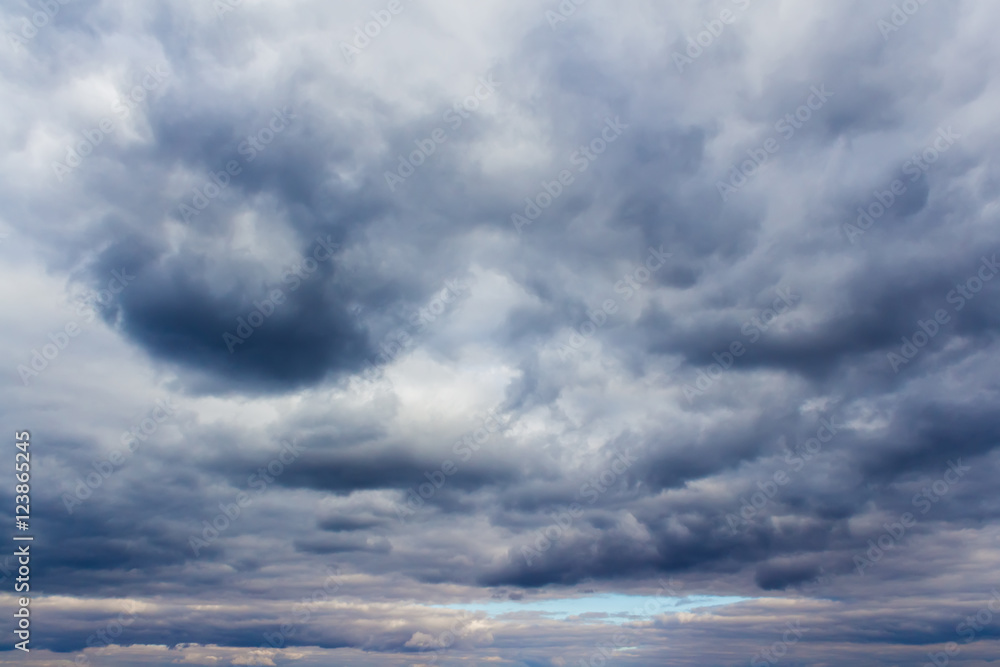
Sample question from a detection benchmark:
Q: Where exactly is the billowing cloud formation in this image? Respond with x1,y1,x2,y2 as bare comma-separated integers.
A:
2,0,1000,664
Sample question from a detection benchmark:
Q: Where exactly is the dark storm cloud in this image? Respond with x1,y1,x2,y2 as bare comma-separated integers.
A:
104,250,372,391
4,0,1000,664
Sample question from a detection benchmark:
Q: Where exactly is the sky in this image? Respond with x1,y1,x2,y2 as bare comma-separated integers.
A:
2,0,1000,665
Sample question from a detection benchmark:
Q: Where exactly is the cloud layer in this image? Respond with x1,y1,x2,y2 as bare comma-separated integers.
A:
2,0,1000,664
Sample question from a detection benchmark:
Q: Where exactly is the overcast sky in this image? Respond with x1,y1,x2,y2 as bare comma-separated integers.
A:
3,0,1000,665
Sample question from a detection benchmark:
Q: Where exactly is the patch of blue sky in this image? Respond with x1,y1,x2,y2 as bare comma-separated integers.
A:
433,593,751,624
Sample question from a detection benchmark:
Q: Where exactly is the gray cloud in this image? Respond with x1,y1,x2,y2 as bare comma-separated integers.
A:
2,0,1000,664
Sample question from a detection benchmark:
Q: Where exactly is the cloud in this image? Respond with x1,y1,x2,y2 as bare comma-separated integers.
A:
3,0,1000,664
